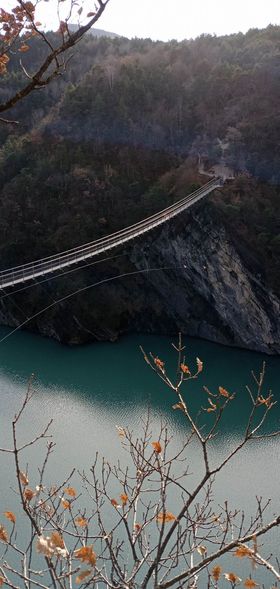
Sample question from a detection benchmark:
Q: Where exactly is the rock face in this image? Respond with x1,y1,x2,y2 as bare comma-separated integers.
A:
130,208,280,354
0,204,279,354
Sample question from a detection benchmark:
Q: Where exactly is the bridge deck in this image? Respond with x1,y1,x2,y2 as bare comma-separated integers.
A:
0,177,221,290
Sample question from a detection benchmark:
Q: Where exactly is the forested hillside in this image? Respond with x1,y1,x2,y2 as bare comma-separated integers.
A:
0,26,279,350
2,25,280,176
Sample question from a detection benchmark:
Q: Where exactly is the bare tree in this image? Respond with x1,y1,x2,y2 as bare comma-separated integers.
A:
0,337,279,588
0,0,110,123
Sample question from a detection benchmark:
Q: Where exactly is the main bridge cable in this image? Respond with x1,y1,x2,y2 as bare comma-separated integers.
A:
0,184,195,301
0,285,30,322
0,251,132,340
0,251,130,302
0,251,130,329
0,263,186,345
0,198,241,344
0,177,222,289
0,209,235,304
0,211,227,305
0,190,185,300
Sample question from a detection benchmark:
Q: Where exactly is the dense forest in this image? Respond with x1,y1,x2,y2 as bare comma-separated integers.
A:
0,25,279,348
2,25,280,176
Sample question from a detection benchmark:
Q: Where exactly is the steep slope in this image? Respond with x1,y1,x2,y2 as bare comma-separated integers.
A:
0,26,279,352
0,198,279,354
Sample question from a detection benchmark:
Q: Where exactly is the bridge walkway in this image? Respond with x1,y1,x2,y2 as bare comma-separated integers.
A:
0,177,222,290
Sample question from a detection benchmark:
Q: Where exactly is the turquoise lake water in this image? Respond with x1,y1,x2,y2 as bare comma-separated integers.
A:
0,327,279,586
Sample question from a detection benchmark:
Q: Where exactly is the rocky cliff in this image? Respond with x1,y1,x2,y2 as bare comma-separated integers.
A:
130,208,280,353
1,202,279,354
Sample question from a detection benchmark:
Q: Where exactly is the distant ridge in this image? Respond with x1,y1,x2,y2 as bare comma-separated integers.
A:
68,24,121,38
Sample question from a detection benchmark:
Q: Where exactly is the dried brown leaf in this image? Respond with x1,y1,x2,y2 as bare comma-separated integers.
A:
61,499,70,509
134,523,141,532
156,511,176,523
196,357,203,373
197,545,207,556
64,486,76,497
0,525,8,542
51,532,65,549
212,565,222,581
172,402,184,411
224,572,241,584
152,441,162,454
19,471,29,486
120,493,128,506
24,488,36,502
180,363,190,375
75,516,88,528
76,569,92,584
234,546,252,558
219,386,230,398
154,357,164,370
74,546,96,566
3,511,16,524
244,579,259,588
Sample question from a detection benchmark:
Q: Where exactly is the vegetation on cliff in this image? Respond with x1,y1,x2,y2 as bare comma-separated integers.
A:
0,26,279,343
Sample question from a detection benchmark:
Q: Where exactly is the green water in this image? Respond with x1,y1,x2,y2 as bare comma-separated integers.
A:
0,327,279,586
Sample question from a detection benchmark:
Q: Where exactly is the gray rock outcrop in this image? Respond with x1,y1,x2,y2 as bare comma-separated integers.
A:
0,204,279,354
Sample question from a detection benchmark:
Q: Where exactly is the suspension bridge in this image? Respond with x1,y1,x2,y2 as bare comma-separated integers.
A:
0,177,222,290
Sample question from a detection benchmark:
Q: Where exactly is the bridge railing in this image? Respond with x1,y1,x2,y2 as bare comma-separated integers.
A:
0,177,221,289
